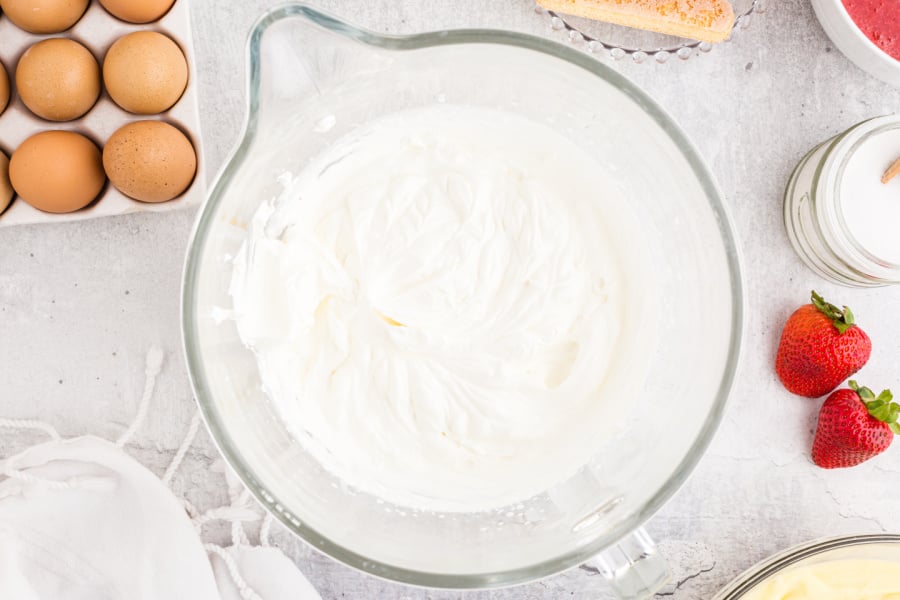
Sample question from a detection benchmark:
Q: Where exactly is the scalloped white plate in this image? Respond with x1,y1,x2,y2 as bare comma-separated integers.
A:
537,0,768,63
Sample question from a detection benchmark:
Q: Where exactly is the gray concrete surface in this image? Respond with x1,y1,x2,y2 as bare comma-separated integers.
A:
2,1,900,598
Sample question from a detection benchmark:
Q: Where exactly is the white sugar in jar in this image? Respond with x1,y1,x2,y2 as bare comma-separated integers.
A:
785,115,900,287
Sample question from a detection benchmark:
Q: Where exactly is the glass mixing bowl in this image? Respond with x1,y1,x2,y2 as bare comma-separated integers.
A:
182,5,744,598
714,535,900,598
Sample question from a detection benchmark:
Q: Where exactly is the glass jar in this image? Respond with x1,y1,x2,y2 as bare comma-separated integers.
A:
784,115,900,287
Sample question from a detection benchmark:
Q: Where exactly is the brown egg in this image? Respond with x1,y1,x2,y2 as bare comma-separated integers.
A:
0,60,9,115
0,151,13,214
103,31,188,115
0,0,89,33
10,131,105,213
17,39,101,121
103,121,196,203
99,0,174,24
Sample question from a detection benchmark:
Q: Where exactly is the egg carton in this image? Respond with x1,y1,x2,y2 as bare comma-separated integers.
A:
0,0,205,227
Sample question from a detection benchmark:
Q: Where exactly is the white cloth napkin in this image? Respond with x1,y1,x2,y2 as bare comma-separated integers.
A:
0,436,222,600
0,436,322,600
212,546,323,600
0,347,322,600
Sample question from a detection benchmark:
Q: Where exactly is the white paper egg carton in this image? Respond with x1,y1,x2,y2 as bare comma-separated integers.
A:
0,0,205,227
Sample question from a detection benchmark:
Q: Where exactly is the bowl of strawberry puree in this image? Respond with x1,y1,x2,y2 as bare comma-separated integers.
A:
812,0,900,86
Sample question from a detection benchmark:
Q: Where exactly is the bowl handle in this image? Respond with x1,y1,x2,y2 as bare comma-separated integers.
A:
584,527,670,599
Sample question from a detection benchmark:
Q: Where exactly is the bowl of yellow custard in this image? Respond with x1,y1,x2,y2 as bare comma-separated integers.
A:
715,534,900,599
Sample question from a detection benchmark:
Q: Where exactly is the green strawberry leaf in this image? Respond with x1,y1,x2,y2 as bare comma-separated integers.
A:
811,290,856,334
870,404,892,422
861,385,900,426
890,404,900,422
856,384,876,401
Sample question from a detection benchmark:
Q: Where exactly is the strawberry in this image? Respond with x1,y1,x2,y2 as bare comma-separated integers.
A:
812,381,900,468
775,291,871,398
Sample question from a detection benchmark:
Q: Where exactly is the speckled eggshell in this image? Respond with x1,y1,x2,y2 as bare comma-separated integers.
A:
9,131,106,213
0,151,13,214
103,31,188,115
0,60,9,115
103,121,196,203
98,0,175,24
16,38,101,121
0,0,89,34
0,0,204,228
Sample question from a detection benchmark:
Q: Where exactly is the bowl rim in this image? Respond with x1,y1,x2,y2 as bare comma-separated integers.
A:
812,0,900,78
713,533,900,599
181,2,745,589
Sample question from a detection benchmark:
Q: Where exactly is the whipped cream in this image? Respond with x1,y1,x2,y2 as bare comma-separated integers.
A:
231,106,654,511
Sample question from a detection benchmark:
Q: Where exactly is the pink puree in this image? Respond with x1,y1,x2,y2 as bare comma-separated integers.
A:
842,0,900,61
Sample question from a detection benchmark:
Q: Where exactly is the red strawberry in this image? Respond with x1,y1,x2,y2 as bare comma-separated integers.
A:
812,381,900,468
775,291,871,398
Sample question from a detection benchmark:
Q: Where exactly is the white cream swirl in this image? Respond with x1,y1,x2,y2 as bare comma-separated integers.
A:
231,106,654,511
